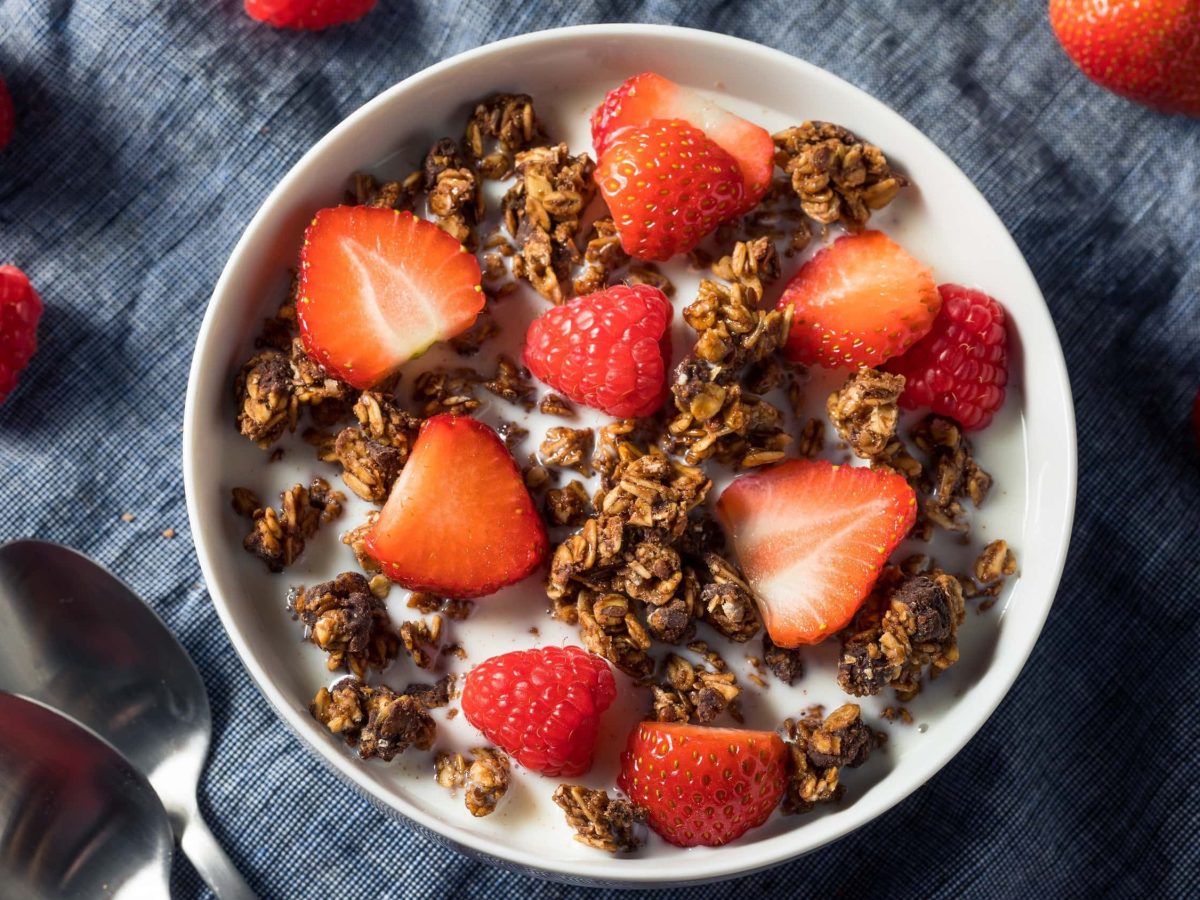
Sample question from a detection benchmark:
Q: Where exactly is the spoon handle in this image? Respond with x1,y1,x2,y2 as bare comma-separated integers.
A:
179,809,257,900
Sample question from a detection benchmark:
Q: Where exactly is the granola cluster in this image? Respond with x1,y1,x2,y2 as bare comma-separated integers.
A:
235,333,351,447
651,643,741,725
838,570,966,701
292,572,399,677
334,391,420,502
826,367,906,459
666,238,795,468
503,143,597,304
310,679,436,761
782,704,875,814
546,439,757,679
911,415,992,536
435,748,512,817
242,478,344,572
464,93,545,180
552,784,646,853
773,121,907,232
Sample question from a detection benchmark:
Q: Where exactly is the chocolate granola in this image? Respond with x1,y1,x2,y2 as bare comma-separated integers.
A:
292,572,399,677
310,679,435,761
552,784,646,853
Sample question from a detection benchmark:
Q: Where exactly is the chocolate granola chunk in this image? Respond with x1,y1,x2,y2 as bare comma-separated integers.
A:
552,784,645,853
353,171,420,211
311,679,435,761
572,217,630,296
773,121,907,232
782,704,875,815
234,338,352,448
539,426,593,472
464,747,511,817
503,143,596,303
244,478,344,572
837,572,966,700
827,367,906,460
911,415,992,535
422,137,481,248
763,634,804,685
293,571,399,677
651,651,740,725
402,675,453,710
545,480,590,527
464,93,546,179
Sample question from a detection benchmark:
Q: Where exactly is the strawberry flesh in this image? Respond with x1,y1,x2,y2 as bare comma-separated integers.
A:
365,415,547,598
591,72,775,211
778,230,940,369
717,459,916,647
297,206,482,389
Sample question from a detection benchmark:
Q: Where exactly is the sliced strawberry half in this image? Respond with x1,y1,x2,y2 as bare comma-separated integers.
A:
778,230,940,369
298,206,483,389
717,459,916,647
591,72,775,211
365,414,547,599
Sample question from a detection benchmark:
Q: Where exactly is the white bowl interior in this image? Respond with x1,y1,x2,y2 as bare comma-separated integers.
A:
184,24,1076,886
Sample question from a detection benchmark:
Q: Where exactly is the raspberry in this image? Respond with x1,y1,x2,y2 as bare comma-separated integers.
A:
244,0,375,30
523,283,672,418
461,646,616,777
0,266,43,404
884,283,1008,430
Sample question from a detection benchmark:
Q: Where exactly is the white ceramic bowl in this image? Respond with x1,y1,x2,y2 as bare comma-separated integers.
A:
184,24,1077,887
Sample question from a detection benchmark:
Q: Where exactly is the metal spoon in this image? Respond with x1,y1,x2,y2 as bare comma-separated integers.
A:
0,692,174,899
0,540,255,899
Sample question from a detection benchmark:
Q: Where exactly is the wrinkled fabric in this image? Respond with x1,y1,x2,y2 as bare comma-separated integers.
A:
0,1,1196,897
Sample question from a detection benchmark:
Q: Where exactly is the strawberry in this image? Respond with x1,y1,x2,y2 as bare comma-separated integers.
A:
297,206,483,389
777,230,940,369
0,266,43,404
244,0,375,30
618,722,787,847
595,118,745,261
523,283,672,418
716,459,916,647
591,72,775,211
1050,0,1200,117
885,284,1009,430
462,645,616,777
365,414,547,598
0,77,13,150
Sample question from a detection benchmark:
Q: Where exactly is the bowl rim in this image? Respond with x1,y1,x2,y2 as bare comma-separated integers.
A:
183,22,1077,886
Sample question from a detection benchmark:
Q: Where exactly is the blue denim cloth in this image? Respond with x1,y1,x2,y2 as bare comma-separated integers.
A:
1,1,1197,897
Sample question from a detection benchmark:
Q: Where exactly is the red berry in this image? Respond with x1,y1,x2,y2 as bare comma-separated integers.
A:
244,0,374,30
1049,0,1200,117
0,266,43,404
591,72,775,212
462,646,616,777
366,415,547,599
595,118,745,261
0,77,13,150
777,231,940,369
884,284,1009,431
618,722,788,847
298,207,483,389
523,283,672,418
717,459,916,647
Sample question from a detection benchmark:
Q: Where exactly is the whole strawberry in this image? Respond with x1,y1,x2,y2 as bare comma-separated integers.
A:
0,266,43,404
618,722,788,847
884,284,1008,431
595,118,745,261
462,646,616,777
0,77,13,150
523,283,672,418
244,0,375,30
1050,0,1200,116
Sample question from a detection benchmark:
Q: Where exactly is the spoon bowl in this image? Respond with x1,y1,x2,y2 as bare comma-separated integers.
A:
0,692,173,899
0,539,253,899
